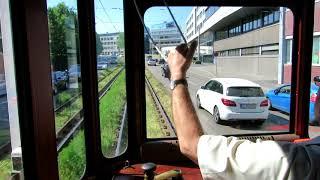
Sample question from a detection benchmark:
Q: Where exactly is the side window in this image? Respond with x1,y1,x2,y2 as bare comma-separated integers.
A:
94,0,127,158
209,81,218,92
205,81,213,89
217,83,223,94
279,86,291,94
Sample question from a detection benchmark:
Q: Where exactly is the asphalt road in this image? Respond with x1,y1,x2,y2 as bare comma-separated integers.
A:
146,64,320,137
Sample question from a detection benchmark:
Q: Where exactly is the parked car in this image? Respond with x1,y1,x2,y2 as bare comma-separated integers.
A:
147,59,157,66
68,64,81,82
196,78,269,124
52,71,68,94
266,83,318,123
97,61,109,70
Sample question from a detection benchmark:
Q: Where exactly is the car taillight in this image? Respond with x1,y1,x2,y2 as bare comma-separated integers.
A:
221,98,236,106
260,99,269,107
310,93,317,102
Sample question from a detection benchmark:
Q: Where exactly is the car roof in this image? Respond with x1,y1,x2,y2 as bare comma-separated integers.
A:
209,78,261,88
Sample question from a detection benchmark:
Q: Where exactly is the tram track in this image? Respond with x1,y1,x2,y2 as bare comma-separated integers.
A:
56,67,124,152
145,76,176,137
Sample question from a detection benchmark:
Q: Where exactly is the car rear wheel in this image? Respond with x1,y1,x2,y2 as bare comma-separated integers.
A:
213,106,221,124
196,96,202,109
255,120,265,126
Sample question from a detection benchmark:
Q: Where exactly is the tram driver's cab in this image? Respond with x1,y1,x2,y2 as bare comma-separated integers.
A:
0,0,318,179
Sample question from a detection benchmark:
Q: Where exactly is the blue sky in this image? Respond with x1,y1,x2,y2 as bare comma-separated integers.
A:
47,0,192,34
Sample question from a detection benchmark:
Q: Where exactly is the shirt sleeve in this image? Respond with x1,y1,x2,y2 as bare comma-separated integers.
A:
197,135,318,180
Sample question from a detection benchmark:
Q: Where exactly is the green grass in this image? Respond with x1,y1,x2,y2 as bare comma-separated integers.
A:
58,71,126,179
146,87,166,138
55,98,82,131
98,66,122,91
99,71,126,156
0,155,11,180
145,69,173,122
58,131,85,180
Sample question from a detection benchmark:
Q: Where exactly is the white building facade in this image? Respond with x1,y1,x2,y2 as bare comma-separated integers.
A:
99,32,123,56
150,21,182,55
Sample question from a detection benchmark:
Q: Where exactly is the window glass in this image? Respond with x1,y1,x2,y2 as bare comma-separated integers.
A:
312,36,320,64
46,1,85,179
94,0,127,157
145,6,293,138
279,86,291,94
0,2,23,178
227,87,264,97
309,2,320,136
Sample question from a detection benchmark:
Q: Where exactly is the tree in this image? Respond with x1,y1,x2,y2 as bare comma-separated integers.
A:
96,33,103,56
48,3,78,71
117,32,125,49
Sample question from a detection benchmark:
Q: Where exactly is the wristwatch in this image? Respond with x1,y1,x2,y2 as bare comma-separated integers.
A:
170,79,188,90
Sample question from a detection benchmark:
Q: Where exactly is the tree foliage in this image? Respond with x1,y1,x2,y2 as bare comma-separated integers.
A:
48,3,79,71
117,32,125,49
96,33,103,55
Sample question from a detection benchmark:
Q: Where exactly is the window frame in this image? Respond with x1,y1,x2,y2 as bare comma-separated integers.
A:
7,0,315,179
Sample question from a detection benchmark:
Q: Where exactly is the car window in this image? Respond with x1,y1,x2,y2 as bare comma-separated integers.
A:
209,81,223,94
279,86,291,94
227,87,264,97
205,80,214,89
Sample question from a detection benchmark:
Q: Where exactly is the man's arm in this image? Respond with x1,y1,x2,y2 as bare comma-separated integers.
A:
172,84,203,163
168,41,203,163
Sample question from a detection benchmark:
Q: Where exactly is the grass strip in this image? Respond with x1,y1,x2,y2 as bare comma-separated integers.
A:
99,71,126,156
98,66,122,91
146,87,166,138
58,71,126,179
58,131,85,180
0,155,11,180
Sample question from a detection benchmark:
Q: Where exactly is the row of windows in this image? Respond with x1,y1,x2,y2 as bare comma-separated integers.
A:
100,36,118,41
217,44,279,57
205,6,220,21
103,42,116,45
215,9,280,41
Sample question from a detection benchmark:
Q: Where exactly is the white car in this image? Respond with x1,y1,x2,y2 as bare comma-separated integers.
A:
196,78,269,124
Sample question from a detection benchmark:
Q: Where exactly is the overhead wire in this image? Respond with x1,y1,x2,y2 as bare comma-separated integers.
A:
132,0,167,60
97,0,120,32
163,0,187,44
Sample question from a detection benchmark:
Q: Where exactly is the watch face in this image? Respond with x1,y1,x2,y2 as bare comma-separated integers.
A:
170,81,175,90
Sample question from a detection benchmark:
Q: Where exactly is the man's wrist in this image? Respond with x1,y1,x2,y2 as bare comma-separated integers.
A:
171,72,186,80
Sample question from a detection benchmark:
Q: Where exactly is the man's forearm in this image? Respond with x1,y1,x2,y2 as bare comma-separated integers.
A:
172,84,203,163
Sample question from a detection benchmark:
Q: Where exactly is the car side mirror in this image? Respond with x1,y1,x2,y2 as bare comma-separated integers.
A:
201,86,205,89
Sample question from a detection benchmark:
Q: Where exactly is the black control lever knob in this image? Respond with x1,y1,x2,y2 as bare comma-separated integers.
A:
141,162,156,180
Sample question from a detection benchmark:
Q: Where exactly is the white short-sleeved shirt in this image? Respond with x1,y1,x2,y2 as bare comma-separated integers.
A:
197,135,320,180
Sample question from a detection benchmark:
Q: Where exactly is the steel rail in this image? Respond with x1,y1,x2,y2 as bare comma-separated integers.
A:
145,76,176,137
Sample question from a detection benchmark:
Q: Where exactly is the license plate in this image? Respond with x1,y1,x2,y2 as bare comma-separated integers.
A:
240,104,256,109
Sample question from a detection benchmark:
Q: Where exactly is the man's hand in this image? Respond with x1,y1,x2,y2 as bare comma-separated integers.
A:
167,41,198,80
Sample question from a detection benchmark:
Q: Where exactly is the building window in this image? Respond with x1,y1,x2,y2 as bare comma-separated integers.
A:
261,44,279,55
217,50,227,57
312,36,320,65
241,46,260,56
215,29,228,41
228,49,240,56
285,39,293,64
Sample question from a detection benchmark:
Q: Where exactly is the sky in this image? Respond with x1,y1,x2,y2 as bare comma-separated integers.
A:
47,0,192,34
